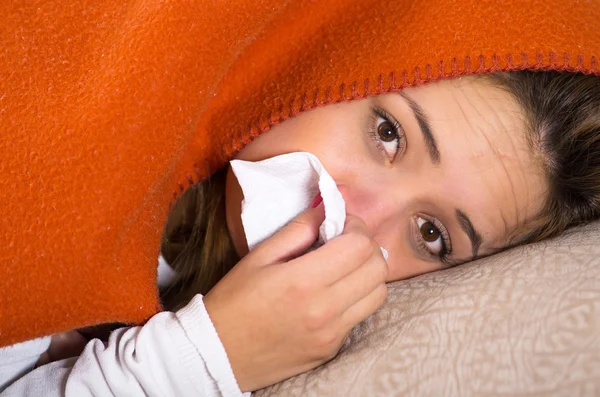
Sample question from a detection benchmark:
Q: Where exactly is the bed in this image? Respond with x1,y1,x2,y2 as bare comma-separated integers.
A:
257,221,600,396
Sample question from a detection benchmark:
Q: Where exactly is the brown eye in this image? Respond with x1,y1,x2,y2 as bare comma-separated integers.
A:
415,216,448,257
420,221,440,242
378,121,397,142
371,111,402,162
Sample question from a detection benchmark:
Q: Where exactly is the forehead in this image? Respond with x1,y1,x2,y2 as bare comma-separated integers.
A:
403,77,547,249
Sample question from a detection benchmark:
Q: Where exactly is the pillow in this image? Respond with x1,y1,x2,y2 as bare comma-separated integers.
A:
256,221,600,396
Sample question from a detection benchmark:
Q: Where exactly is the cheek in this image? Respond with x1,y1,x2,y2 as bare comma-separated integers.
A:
235,103,363,163
233,111,319,161
385,255,442,282
367,216,443,282
234,125,305,162
380,227,444,281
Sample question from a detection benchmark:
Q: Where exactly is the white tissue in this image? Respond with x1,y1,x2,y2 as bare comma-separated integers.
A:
230,152,388,261
230,152,346,251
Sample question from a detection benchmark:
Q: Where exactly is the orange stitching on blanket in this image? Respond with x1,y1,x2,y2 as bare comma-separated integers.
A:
171,51,600,203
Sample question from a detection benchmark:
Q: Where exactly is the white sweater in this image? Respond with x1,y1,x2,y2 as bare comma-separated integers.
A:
1,295,249,397
0,257,250,397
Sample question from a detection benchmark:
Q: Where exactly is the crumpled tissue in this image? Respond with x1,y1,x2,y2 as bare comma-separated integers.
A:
230,152,388,260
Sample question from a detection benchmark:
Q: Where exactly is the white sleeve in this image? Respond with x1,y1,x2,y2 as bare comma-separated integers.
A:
1,295,250,397
0,337,51,391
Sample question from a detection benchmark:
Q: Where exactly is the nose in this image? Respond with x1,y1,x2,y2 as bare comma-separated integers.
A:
336,183,399,235
337,177,429,282
336,180,407,280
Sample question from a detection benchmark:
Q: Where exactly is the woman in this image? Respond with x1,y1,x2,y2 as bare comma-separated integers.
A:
163,70,600,392
1,0,599,395
4,70,600,396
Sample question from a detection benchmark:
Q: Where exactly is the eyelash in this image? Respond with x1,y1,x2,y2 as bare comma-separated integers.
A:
367,106,405,161
414,215,453,266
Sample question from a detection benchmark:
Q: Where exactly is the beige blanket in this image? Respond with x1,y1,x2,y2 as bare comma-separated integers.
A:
257,221,600,397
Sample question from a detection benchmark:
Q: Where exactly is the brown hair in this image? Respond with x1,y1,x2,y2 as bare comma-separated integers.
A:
160,168,239,311
160,70,600,310
485,71,600,244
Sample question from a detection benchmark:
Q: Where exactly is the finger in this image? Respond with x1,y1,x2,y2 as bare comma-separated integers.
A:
341,214,372,238
286,214,377,286
35,351,51,368
325,249,388,314
47,331,88,361
250,203,325,266
339,282,388,331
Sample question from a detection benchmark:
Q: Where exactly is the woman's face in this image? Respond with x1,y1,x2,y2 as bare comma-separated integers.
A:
226,76,547,281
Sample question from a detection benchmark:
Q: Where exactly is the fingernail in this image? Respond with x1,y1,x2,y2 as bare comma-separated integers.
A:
310,193,323,208
380,247,389,261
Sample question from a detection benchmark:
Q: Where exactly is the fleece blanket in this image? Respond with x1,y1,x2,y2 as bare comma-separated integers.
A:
1,0,599,346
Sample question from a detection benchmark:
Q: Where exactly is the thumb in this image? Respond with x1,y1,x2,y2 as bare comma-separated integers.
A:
249,202,325,266
341,213,372,238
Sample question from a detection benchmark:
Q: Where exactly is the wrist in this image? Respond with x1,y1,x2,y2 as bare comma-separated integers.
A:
177,294,246,395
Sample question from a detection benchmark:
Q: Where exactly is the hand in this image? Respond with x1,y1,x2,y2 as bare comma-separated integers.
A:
204,204,389,392
35,330,88,367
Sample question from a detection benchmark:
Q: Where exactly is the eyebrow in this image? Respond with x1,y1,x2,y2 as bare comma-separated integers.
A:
456,209,483,258
398,92,441,165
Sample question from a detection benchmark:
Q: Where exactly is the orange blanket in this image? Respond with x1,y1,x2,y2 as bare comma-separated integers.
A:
1,0,599,346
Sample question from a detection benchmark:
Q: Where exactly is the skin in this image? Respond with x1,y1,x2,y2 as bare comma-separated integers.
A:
226,76,547,281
